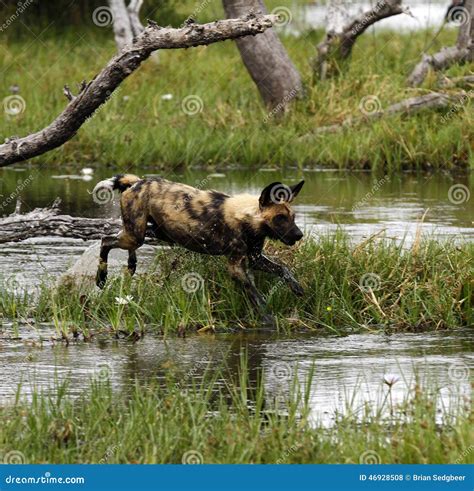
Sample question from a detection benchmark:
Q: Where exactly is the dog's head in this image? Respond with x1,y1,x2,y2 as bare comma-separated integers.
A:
259,181,305,246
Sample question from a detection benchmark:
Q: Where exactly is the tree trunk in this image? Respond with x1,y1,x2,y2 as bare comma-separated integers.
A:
314,0,405,80
407,0,473,86
222,0,302,111
108,0,135,51
0,13,276,168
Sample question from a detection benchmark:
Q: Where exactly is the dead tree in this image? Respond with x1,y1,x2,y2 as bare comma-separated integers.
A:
0,199,164,245
407,0,473,86
222,0,302,111
314,0,406,79
0,13,276,168
108,0,144,51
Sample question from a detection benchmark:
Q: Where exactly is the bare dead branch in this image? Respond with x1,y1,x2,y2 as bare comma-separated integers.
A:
314,0,406,79
0,14,277,168
300,92,464,136
407,0,473,86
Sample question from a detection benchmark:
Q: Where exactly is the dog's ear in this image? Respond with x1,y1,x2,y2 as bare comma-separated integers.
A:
259,182,283,209
288,180,305,202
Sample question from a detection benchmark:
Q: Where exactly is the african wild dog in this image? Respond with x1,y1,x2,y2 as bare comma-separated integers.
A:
93,174,305,327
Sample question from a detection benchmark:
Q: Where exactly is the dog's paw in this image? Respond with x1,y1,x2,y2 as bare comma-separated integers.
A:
95,271,107,289
290,282,304,297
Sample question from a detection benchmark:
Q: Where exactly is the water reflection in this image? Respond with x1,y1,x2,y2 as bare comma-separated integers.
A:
1,326,471,425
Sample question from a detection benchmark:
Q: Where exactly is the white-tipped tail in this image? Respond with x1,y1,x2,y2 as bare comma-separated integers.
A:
92,178,115,196
91,177,116,205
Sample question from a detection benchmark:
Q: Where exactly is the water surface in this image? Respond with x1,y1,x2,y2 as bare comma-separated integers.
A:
0,325,471,424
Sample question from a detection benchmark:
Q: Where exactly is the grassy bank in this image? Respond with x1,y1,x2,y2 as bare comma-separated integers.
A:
1,8,473,171
2,235,473,333
0,367,471,464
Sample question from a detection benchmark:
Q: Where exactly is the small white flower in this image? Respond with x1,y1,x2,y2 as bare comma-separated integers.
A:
161,93,173,100
81,167,94,175
383,373,400,387
115,295,133,305
123,95,130,102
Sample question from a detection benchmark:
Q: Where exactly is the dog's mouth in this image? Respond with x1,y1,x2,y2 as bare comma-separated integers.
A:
281,236,300,246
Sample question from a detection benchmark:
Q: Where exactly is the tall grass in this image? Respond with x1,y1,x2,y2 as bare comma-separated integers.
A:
0,12,472,171
0,365,471,464
1,234,472,333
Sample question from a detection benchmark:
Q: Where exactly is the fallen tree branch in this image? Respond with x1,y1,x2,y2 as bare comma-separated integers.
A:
314,0,406,79
407,46,470,87
0,199,120,243
438,74,474,88
0,199,164,244
301,91,465,135
0,13,276,168
407,0,473,86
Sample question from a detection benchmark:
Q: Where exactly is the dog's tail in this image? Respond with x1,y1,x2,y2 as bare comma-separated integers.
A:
92,174,141,201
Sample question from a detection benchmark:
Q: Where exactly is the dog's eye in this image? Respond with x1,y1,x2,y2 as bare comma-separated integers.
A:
273,214,288,223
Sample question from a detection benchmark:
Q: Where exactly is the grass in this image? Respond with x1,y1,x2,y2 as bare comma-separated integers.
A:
1,234,473,334
0,363,472,464
0,2,473,171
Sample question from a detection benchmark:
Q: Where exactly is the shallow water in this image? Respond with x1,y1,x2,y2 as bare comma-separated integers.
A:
0,325,471,424
0,167,472,292
0,167,472,420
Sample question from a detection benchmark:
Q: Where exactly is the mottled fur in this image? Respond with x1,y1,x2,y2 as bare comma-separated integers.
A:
94,174,305,328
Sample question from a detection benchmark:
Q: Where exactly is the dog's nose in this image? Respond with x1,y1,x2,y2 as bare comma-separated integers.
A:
295,230,303,241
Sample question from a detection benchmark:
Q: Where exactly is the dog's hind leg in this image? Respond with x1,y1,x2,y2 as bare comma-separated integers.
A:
227,256,276,329
96,231,143,288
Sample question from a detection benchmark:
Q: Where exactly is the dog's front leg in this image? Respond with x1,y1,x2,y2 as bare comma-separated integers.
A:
227,256,276,328
249,254,304,296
